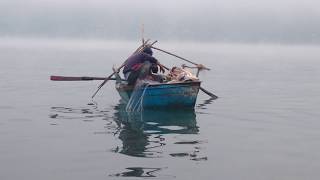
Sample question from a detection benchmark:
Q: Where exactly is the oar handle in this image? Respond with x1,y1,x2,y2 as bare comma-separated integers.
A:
50,76,123,81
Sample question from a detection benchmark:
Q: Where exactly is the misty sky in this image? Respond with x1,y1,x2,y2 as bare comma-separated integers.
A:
1,0,320,43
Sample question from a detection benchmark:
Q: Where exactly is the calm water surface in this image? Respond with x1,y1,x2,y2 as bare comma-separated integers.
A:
0,39,319,180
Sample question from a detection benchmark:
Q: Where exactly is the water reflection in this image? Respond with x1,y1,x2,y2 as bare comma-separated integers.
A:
112,103,199,158
110,167,162,178
197,97,216,109
49,100,210,178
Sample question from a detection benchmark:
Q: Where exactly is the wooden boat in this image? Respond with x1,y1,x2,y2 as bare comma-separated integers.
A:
50,40,217,107
115,78,201,109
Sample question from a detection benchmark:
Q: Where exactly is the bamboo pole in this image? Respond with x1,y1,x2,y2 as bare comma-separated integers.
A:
151,46,210,70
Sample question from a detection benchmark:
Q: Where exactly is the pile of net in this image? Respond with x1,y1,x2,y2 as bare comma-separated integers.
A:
166,67,199,83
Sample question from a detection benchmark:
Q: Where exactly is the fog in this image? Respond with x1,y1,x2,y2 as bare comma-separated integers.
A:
1,0,320,43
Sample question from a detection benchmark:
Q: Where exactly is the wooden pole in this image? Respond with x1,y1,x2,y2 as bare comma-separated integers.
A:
151,46,210,70
141,23,145,45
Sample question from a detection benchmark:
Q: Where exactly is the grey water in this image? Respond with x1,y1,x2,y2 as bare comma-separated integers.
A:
0,38,320,180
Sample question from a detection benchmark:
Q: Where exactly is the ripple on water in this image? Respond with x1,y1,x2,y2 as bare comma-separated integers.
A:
50,106,110,120
0,106,14,110
9,118,32,122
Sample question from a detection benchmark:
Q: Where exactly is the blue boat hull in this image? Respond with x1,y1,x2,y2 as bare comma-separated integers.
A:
116,81,201,109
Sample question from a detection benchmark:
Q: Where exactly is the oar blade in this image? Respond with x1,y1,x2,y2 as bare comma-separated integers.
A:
200,87,218,99
50,76,83,81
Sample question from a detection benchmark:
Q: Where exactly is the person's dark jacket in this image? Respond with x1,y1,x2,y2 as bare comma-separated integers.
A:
123,52,158,74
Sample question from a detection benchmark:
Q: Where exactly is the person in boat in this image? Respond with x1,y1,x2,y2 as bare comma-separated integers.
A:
123,47,165,85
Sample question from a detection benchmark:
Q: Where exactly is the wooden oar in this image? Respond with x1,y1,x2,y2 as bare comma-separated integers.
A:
50,75,124,81
91,40,157,98
199,87,218,99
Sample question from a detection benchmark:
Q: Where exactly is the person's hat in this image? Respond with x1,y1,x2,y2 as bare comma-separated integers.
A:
143,47,153,55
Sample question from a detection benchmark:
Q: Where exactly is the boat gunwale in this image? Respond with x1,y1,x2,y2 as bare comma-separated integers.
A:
116,81,201,91
145,81,201,87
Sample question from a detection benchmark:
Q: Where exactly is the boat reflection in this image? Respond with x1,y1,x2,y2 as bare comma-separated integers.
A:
112,103,199,158
110,167,163,178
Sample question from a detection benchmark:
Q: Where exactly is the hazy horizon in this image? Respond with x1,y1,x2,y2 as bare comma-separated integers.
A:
1,0,320,44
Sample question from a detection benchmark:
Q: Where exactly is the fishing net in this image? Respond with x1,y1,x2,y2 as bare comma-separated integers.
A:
125,80,151,112
166,67,199,83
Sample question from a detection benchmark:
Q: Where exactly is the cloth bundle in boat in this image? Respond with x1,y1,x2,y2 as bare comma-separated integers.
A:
167,67,199,83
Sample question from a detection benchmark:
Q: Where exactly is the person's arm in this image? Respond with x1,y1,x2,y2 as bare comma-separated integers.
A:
143,54,165,73
143,53,158,64
158,63,166,73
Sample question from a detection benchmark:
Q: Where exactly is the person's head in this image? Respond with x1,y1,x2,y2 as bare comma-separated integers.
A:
143,47,153,56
